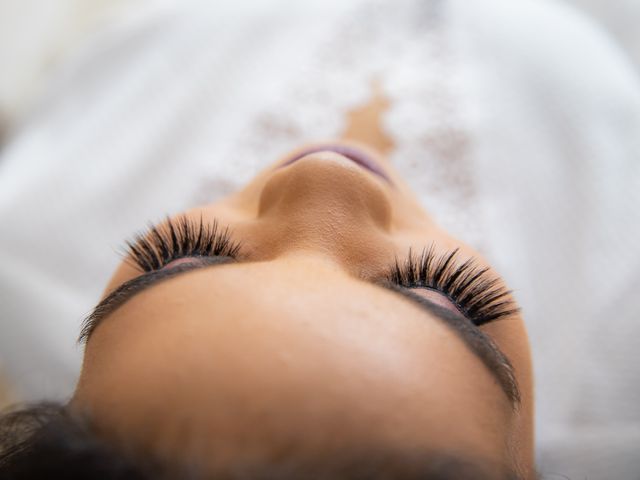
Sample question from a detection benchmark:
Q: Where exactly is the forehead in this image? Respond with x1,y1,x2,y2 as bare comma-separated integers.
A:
75,258,510,463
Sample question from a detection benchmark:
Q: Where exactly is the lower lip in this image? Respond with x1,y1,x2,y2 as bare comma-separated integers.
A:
280,144,391,183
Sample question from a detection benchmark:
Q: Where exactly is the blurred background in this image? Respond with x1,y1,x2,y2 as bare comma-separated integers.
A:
2,0,640,143
0,0,639,137
0,0,639,478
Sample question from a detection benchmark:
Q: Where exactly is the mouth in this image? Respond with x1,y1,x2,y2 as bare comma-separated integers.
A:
279,144,392,183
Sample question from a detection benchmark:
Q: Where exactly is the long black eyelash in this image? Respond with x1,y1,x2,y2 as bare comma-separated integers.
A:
124,215,241,272
388,246,519,326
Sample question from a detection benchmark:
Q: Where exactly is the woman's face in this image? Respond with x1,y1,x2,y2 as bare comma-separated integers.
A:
73,141,534,477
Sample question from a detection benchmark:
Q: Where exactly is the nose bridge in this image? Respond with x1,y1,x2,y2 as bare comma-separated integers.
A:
252,156,395,267
228,204,396,281
260,221,395,281
257,202,388,261
258,155,393,227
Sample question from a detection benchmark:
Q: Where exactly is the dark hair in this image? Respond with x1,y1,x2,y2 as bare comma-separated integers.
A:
0,403,521,479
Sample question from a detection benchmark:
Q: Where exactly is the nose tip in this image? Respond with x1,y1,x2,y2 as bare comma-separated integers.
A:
259,152,393,234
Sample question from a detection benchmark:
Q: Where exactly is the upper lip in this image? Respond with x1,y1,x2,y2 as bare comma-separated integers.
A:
279,144,392,183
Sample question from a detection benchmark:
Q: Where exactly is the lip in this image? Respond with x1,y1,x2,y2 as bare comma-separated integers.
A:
279,144,392,183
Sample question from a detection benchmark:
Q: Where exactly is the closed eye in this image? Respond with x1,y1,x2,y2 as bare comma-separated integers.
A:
124,215,241,273
386,246,520,327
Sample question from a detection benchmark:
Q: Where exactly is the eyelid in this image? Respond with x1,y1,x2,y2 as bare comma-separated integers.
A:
404,285,467,317
375,280,469,323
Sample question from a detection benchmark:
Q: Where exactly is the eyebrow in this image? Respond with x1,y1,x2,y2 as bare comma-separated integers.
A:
80,259,520,407
78,257,233,343
378,282,521,407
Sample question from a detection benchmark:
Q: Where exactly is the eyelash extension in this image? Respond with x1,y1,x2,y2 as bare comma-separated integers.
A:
388,246,519,326
124,215,241,272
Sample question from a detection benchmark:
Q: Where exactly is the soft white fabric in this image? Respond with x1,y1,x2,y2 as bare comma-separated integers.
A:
0,0,638,477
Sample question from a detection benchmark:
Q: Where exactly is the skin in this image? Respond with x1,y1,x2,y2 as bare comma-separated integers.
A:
73,87,534,478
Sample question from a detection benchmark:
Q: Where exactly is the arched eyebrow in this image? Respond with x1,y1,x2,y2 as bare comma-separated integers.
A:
78,257,233,343
377,282,521,407
79,259,520,408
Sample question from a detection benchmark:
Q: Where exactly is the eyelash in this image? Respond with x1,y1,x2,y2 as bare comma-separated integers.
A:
124,217,517,326
387,246,519,326
124,215,241,272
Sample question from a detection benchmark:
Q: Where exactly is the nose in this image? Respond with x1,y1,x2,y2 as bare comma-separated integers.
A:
257,152,393,251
